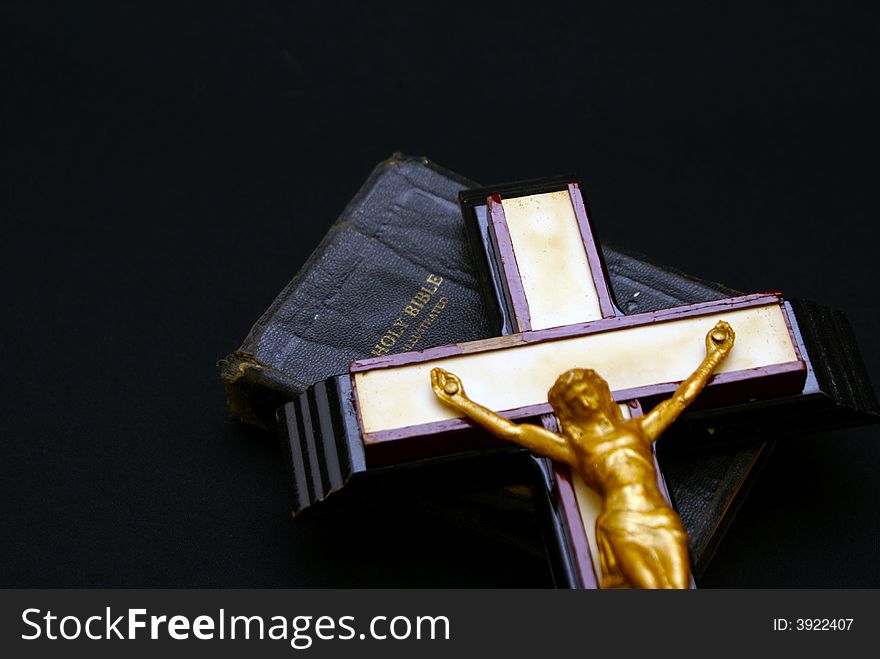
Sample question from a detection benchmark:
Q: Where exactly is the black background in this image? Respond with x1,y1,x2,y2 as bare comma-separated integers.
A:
2,2,878,587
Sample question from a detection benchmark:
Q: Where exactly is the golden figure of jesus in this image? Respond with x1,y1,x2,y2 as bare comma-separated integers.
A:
431,320,736,589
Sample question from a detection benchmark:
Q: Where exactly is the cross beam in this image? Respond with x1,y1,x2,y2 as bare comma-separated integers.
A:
352,293,804,443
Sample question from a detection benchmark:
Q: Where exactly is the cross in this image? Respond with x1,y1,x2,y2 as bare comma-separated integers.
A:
345,181,812,588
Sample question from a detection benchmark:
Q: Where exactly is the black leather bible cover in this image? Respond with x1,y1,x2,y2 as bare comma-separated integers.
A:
220,155,491,429
219,153,788,577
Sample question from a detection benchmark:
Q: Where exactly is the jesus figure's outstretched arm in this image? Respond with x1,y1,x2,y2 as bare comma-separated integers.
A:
639,320,736,442
431,367,574,465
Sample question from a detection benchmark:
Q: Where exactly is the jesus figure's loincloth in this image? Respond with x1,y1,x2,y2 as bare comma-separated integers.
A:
596,506,690,589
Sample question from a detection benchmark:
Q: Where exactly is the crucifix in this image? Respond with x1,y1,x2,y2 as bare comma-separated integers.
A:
279,177,876,588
